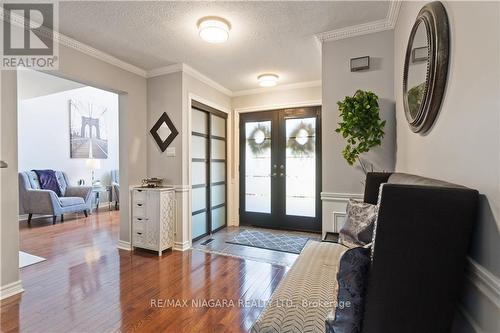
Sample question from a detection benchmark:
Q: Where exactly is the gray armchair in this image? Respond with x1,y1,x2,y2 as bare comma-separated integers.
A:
19,171,92,224
110,169,119,209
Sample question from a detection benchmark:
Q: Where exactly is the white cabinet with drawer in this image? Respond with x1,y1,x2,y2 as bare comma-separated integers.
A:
131,187,175,255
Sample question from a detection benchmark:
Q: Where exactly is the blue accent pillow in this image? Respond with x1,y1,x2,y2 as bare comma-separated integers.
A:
326,246,371,333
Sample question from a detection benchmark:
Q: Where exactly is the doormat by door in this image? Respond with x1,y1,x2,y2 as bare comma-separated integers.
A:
226,230,309,254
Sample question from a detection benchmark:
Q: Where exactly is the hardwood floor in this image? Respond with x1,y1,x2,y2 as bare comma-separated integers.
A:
1,211,289,333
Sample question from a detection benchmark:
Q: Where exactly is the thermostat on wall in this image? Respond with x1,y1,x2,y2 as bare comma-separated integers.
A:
350,56,370,72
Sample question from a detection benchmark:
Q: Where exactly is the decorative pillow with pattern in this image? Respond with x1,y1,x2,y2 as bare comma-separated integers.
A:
325,246,371,333
339,199,378,248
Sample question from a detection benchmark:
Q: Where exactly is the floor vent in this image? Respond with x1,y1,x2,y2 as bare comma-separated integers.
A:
200,238,215,246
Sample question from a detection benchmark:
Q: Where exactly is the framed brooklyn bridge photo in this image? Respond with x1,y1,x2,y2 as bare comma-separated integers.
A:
69,99,109,159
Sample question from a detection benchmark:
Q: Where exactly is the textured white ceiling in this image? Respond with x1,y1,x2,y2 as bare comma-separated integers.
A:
59,1,390,91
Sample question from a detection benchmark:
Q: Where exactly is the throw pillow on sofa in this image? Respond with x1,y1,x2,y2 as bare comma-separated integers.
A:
325,246,371,333
339,199,378,248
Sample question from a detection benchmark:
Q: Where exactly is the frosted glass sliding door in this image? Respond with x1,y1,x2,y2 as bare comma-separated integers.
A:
191,101,227,240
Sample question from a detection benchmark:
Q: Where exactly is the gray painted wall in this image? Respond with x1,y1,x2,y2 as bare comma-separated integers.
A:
1,43,148,290
232,85,321,110
146,71,232,247
147,72,183,184
322,29,396,197
1,70,20,288
395,2,500,331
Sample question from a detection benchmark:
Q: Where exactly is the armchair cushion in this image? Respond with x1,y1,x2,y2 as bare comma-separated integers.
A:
54,171,68,196
26,171,41,189
59,197,85,207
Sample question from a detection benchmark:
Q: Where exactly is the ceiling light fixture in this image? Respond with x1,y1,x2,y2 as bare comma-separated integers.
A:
197,16,231,44
258,74,279,87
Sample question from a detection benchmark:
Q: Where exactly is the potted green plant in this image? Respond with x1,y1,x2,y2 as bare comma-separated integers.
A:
335,90,386,172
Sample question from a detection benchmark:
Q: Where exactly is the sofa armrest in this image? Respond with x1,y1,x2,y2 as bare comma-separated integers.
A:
364,172,392,204
25,189,60,214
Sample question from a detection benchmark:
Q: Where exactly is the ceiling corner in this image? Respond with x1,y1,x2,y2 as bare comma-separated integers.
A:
314,0,402,43
387,1,402,29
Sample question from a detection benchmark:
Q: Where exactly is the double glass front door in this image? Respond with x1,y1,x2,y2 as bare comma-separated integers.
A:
240,107,321,231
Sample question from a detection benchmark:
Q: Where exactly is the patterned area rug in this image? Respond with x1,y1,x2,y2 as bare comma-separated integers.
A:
226,230,309,254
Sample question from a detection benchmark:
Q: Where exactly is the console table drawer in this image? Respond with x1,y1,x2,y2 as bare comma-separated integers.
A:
133,218,146,232
133,189,146,203
133,232,145,246
133,203,146,217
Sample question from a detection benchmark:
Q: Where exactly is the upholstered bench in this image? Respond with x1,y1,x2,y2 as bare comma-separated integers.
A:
252,172,478,333
251,241,347,333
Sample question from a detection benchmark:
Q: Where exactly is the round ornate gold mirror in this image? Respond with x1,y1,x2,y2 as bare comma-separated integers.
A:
403,1,449,134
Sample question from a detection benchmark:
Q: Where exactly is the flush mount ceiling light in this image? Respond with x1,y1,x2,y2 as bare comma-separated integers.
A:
197,16,231,43
258,74,279,87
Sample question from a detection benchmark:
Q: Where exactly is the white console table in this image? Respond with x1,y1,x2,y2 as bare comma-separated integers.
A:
131,187,175,256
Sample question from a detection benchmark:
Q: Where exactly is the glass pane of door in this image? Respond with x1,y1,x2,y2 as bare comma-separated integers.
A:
191,108,208,239
285,117,316,217
210,114,226,232
245,121,272,213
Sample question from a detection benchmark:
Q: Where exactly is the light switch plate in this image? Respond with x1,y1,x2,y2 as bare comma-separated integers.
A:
166,147,176,157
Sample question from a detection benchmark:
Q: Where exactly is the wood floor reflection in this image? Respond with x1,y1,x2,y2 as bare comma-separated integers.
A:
1,210,289,333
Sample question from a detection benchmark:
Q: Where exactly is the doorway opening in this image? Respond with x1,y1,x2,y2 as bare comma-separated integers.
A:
190,100,228,241
239,107,321,232
17,68,120,267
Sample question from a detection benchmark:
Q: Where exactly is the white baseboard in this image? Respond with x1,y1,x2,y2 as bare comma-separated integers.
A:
320,192,364,202
18,213,52,221
457,305,484,333
0,280,24,300
117,240,132,251
173,241,191,251
465,257,500,309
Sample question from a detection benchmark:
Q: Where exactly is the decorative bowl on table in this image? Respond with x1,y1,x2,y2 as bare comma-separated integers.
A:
141,177,163,188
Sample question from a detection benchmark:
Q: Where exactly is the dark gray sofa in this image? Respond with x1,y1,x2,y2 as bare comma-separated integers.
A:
252,172,479,333
361,172,478,333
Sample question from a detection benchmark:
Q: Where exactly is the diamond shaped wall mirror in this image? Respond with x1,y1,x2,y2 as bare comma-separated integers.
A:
150,112,179,152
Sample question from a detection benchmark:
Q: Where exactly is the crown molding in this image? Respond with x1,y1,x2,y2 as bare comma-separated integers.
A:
181,64,233,96
146,63,233,96
315,1,401,43
234,100,322,113
232,80,322,97
1,8,148,77
146,63,184,78
55,33,148,77
386,0,402,28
